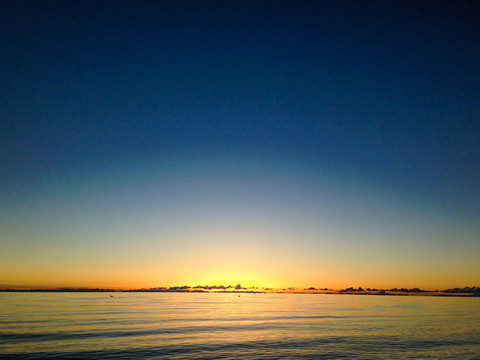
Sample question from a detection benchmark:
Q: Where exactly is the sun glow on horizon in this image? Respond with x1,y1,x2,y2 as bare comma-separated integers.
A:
1,152,479,291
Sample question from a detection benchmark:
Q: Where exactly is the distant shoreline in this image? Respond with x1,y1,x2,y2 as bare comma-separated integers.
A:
1,288,478,297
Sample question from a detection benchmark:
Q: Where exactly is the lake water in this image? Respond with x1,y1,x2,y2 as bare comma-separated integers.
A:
1,292,479,359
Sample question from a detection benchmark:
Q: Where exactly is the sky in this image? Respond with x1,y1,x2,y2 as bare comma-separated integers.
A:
1,0,479,290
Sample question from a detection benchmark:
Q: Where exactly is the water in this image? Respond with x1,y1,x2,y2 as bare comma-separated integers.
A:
1,292,479,359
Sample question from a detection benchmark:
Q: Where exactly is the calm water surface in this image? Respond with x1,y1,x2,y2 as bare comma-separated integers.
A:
0,292,479,359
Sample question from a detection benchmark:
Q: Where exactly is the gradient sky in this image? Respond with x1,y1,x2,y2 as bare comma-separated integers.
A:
1,1,479,290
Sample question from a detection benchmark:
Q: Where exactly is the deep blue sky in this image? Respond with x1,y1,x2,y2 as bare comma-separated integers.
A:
1,1,479,288
2,1,479,205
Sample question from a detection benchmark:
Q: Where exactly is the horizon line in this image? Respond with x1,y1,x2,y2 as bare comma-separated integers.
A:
1,284,479,294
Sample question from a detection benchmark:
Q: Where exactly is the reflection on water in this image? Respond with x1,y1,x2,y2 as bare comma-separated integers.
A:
1,292,479,359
